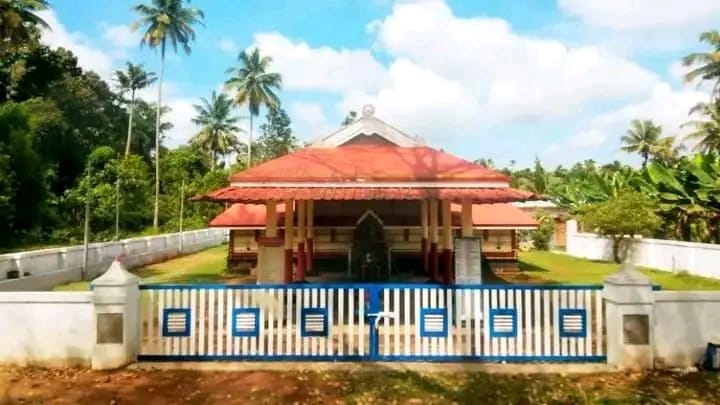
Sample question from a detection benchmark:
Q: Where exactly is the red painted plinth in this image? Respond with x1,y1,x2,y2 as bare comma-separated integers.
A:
421,238,428,274
442,249,453,285
430,242,439,282
283,249,293,284
306,238,314,275
297,242,306,282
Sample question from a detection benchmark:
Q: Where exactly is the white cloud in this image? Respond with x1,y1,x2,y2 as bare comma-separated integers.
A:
101,23,140,49
567,129,607,149
565,83,707,156
558,0,720,32
251,32,387,93
289,102,336,142
164,98,202,147
37,10,115,80
369,0,658,121
339,59,484,139
218,38,238,54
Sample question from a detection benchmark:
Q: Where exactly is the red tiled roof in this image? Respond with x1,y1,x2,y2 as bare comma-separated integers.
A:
465,203,538,227
210,202,537,228
229,146,509,183
198,186,538,204
209,203,285,227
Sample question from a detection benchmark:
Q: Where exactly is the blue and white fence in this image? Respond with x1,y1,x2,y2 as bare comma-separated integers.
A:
138,284,605,362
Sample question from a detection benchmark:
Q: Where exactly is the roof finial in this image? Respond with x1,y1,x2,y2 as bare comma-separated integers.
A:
362,104,375,118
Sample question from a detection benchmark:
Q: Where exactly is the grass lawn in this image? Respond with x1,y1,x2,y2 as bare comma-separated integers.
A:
519,250,720,290
53,245,230,291
2,367,720,404
53,246,720,291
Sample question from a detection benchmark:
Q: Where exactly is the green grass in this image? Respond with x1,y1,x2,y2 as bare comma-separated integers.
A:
53,245,228,291
520,250,720,290
52,246,720,291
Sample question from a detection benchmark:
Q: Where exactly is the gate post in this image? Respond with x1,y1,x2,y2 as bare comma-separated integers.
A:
90,258,141,370
603,262,655,370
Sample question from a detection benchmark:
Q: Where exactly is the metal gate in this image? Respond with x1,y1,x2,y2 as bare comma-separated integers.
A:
137,284,606,362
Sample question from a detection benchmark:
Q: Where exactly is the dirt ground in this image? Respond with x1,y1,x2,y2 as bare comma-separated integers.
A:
2,366,720,404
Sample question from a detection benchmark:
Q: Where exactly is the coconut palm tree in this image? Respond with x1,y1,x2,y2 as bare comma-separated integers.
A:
115,62,156,158
620,119,662,168
190,91,243,169
650,136,685,164
225,48,282,167
683,30,720,100
683,101,720,153
132,0,204,229
0,0,49,54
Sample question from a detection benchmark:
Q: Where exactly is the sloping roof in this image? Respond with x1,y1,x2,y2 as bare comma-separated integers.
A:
229,145,509,183
210,202,537,229
199,186,536,204
209,203,284,227
468,203,538,228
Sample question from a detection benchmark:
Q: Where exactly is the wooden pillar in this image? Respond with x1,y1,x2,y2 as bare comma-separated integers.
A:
421,200,429,275
306,200,314,275
441,200,453,285
461,200,473,237
296,200,306,283
227,229,235,270
429,198,439,282
283,200,294,283
511,229,518,259
266,201,278,237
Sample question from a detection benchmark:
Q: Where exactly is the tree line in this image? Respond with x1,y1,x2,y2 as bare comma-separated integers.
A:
478,30,720,255
0,0,297,249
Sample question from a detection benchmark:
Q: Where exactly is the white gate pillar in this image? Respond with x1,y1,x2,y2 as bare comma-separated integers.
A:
91,258,141,370
603,262,655,370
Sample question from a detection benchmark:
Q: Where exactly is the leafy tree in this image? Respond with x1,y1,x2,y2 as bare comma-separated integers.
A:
115,62,156,157
579,191,662,263
190,90,242,169
474,157,495,169
341,110,357,126
255,106,298,162
125,100,173,161
516,157,561,195
0,101,47,242
621,119,662,167
683,100,720,153
530,210,554,251
133,0,204,229
683,30,720,100
651,136,684,164
225,48,282,167
63,146,153,239
0,0,49,55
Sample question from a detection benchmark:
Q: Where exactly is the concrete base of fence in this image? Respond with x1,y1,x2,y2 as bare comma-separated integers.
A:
0,262,109,291
132,361,612,374
0,229,227,291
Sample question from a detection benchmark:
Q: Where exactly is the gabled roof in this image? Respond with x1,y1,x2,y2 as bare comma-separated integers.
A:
312,105,422,147
229,145,510,183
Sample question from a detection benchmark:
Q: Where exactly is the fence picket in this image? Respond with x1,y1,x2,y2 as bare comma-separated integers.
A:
137,284,607,363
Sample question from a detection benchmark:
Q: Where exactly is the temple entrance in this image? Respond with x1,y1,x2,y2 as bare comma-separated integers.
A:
349,210,391,282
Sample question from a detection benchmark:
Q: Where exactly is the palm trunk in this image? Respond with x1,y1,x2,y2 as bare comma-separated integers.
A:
247,113,253,168
153,45,165,230
124,89,136,158
211,150,216,170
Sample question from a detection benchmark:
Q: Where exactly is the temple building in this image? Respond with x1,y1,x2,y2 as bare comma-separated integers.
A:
197,105,540,284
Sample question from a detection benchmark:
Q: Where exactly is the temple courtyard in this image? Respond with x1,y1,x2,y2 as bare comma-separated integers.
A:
54,245,720,291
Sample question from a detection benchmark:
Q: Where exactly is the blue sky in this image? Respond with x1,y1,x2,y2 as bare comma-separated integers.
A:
40,0,720,168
